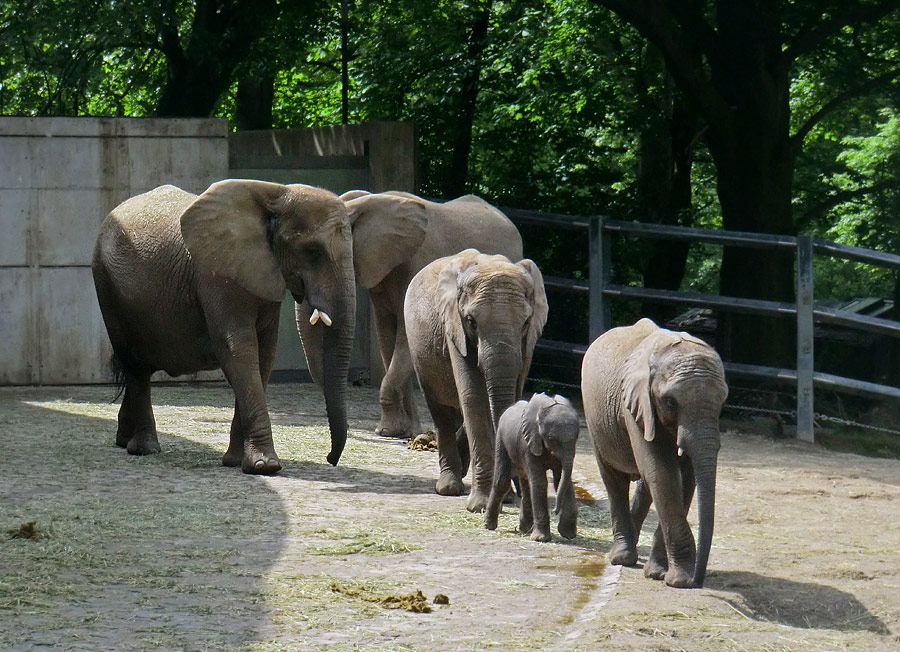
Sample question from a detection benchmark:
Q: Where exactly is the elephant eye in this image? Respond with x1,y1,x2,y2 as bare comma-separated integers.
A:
301,244,324,266
465,314,477,331
664,396,677,411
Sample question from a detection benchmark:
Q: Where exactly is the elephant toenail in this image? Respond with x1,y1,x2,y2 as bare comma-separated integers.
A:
255,459,264,469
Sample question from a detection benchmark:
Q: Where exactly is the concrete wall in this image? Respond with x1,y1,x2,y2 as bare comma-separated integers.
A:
0,117,229,384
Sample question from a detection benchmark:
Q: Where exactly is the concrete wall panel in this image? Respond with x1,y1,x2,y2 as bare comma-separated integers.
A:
37,268,111,384
0,269,34,384
36,190,106,266
0,190,31,266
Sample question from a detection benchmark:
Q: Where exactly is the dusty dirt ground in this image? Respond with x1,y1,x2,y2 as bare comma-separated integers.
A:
0,381,898,651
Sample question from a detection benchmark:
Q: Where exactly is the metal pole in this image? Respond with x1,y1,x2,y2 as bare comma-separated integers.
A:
796,234,815,442
589,215,609,343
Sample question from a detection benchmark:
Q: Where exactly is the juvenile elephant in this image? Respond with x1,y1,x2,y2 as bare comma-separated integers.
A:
484,393,580,541
405,249,548,513
581,318,727,588
92,180,356,473
297,191,523,440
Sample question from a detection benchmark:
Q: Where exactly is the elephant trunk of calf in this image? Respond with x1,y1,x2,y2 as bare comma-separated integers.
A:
555,464,578,539
682,426,719,588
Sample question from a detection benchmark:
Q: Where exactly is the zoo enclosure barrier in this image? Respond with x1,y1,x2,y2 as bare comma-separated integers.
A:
501,207,900,443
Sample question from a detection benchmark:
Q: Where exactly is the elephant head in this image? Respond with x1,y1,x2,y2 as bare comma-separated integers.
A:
180,179,356,466
295,191,427,381
523,393,580,538
621,328,728,587
440,250,549,428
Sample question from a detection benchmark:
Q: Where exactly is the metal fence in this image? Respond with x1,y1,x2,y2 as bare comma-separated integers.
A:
502,207,900,443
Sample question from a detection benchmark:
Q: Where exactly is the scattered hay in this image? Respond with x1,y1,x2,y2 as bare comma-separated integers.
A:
407,431,437,452
331,582,436,613
6,521,48,541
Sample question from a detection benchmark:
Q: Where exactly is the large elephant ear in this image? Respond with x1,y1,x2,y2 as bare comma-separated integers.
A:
621,334,657,442
345,193,428,289
180,179,287,303
517,259,548,350
437,251,477,357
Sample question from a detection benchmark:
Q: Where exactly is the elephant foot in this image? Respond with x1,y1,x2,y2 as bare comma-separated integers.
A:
125,433,161,456
435,472,464,496
644,557,668,581
530,529,552,543
664,567,696,589
240,445,282,475
608,539,639,566
222,447,243,467
466,488,490,513
484,507,499,530
557,518,577,540
375,409,416,439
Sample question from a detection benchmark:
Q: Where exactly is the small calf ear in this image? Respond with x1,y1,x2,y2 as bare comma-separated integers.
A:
522,401,545,457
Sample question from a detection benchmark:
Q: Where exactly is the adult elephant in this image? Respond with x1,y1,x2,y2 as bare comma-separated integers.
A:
581,318,728,588
92,180,356,474
296,191,523,440
405,249,548,512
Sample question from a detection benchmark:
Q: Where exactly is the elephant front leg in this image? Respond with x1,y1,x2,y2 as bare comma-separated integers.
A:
484,442,513,531
427,398,465,496
216,326,281,475
527,462,552,542
599,461,639,566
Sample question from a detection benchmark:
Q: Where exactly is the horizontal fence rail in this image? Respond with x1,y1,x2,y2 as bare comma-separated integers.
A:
502,209,900,443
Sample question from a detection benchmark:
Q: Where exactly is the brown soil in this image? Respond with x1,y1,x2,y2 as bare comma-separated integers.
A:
0,382,897,651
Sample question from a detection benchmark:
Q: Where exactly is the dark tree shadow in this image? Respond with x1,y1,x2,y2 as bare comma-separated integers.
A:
0,396,289,650
706,570,891,634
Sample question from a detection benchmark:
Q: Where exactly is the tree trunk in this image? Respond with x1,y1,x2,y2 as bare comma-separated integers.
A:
706,2,797,367
444,3,491,198
235,74,275,131
155,0,279,117
639,95,697,326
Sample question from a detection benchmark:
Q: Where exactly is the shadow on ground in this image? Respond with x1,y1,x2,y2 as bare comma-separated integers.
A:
0,393,288,650
708,570,891,634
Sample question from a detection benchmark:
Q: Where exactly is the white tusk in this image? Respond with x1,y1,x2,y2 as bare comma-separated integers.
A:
309,309,320,325
319,311,332,327
678,447,684,457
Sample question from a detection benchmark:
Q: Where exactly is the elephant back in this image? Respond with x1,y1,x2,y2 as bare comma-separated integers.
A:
417,195,523,270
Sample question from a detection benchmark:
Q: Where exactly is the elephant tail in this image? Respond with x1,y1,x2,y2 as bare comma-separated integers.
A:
110,353,127,402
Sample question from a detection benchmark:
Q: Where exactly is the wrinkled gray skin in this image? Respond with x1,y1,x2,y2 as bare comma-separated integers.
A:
92,180,356,474
484,393,580,541
581,318,727,588
405,249,548,512
297,191,523,440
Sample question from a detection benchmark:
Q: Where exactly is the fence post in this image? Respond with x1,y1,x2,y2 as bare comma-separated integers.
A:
796,234,815,443
589,215,609,343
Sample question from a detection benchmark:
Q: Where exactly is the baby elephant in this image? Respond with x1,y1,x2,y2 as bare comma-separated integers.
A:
484,393,580,542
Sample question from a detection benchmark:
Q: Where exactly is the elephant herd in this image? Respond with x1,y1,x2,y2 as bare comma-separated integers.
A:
91,180,728,589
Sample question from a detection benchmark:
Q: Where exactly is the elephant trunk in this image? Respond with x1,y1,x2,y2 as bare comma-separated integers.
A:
322,285,356,466
555,463,578,539
294,258,356,466
682,426,720,588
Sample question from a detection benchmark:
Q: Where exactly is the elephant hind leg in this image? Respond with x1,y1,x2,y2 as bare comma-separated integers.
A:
119,368,160,455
